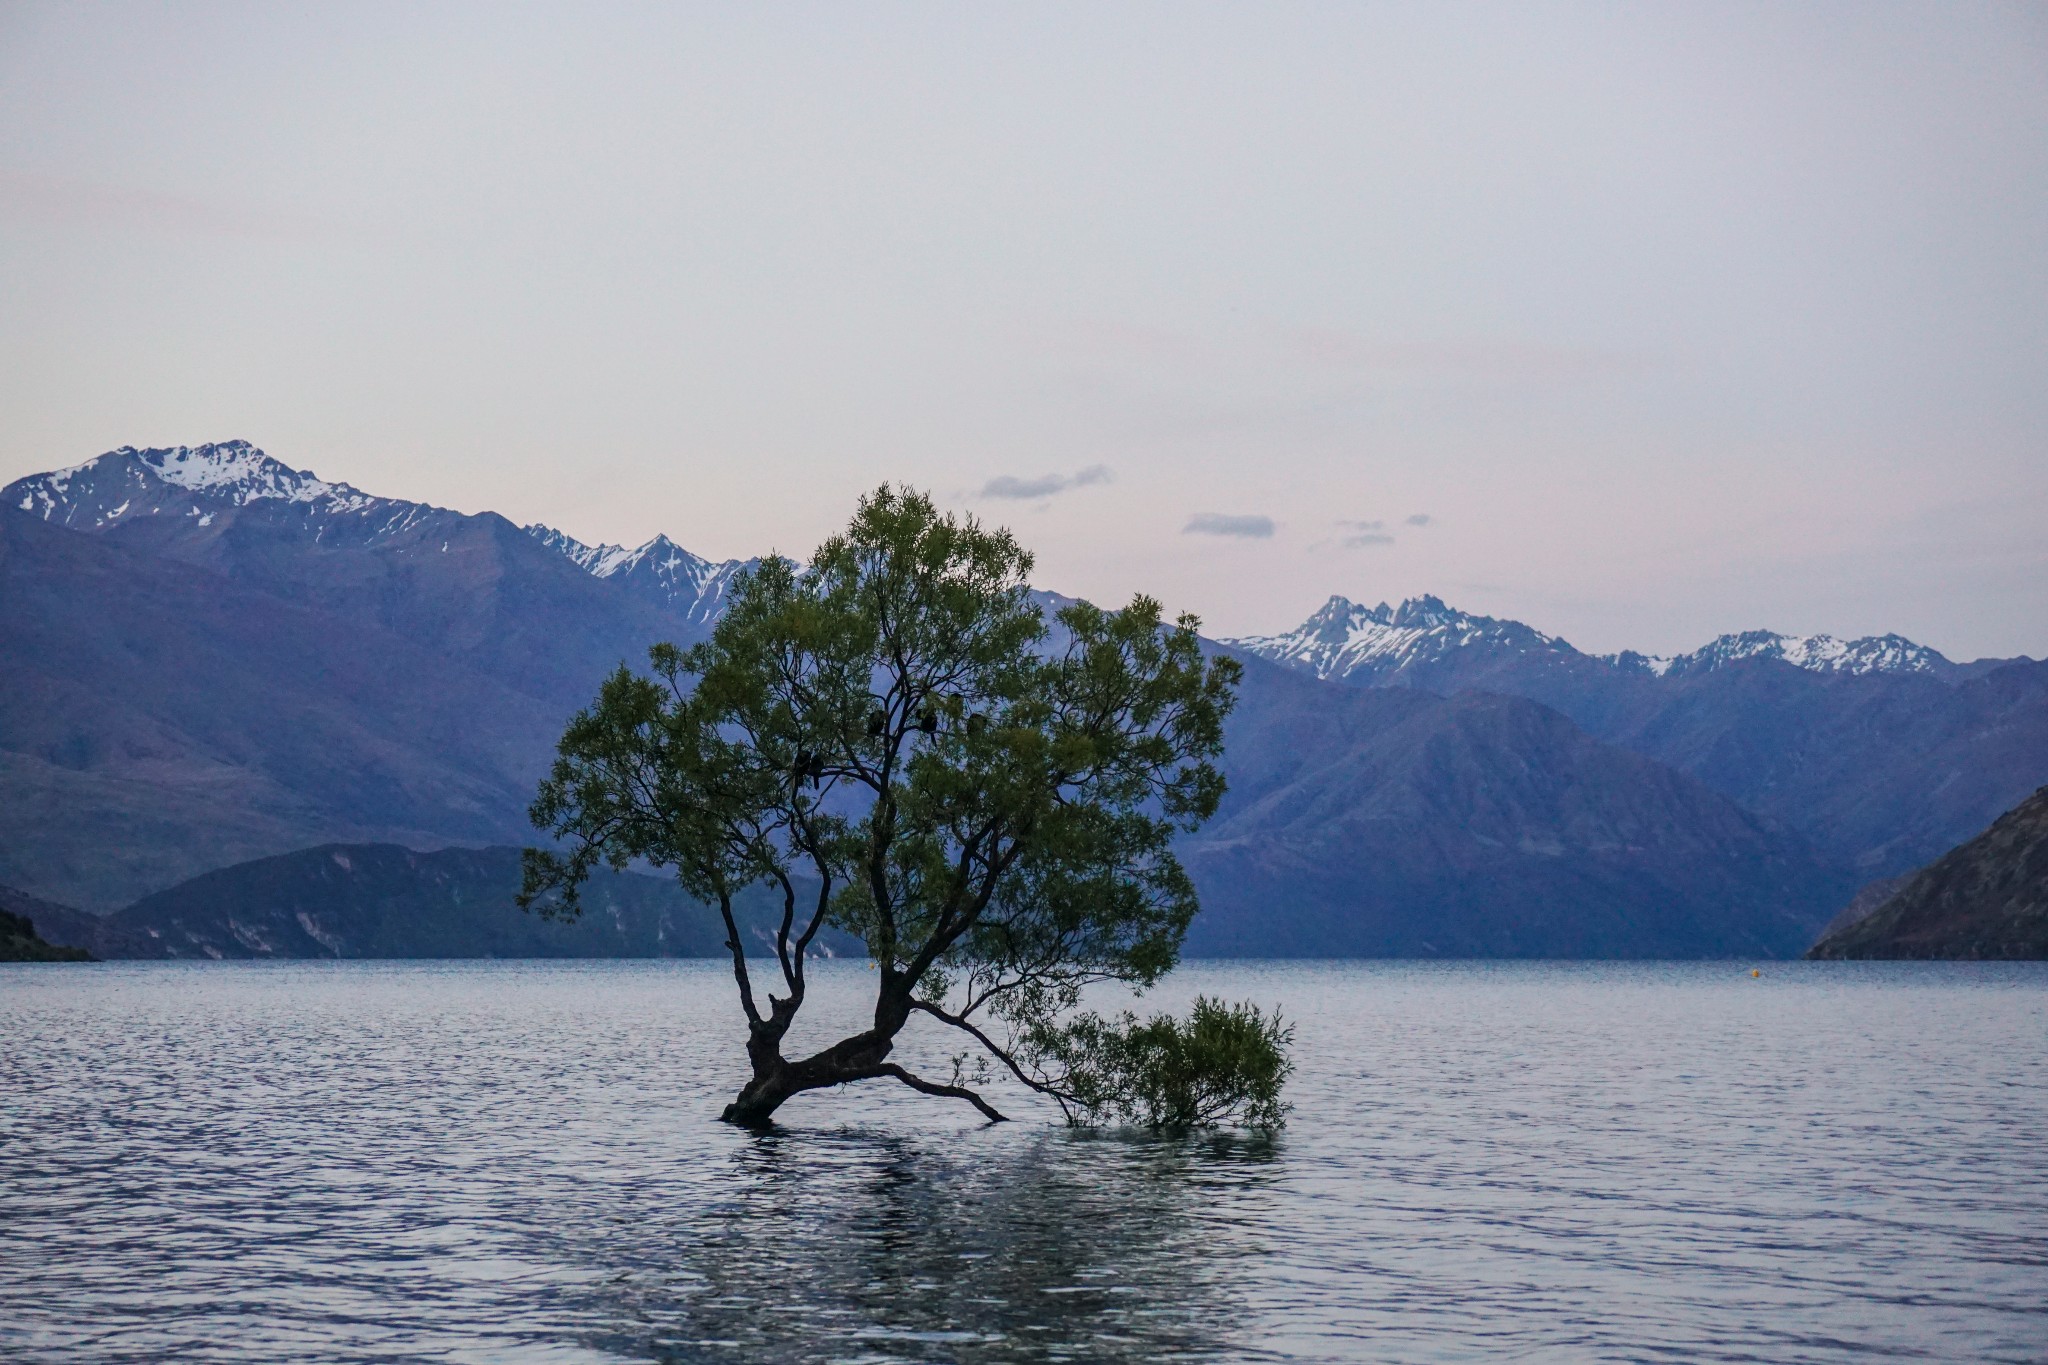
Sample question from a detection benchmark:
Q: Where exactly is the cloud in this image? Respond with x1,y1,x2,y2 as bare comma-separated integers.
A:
978,464,1111,500
1405,513,1433,527
1184,512,1275,538
1333,517,1394,547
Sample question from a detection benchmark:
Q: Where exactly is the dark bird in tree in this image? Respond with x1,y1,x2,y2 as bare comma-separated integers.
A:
521,485,1287,1129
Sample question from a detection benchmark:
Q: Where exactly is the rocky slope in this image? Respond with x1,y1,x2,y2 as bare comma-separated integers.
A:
26,844,858,960
1807,788,2048,959
524,526,753,625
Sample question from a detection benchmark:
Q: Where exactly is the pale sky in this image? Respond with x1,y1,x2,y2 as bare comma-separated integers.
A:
2,2,2043,659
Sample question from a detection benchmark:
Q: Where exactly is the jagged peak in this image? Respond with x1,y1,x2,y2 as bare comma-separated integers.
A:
1297,595,1370,642
522,525,636,577
1388,593,1458,629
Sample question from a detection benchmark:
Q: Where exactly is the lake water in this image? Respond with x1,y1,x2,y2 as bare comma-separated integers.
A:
3,960,2045,1363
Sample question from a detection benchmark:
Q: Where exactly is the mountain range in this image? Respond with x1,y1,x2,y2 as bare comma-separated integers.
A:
1224,595,2045,876
5,441,2042,956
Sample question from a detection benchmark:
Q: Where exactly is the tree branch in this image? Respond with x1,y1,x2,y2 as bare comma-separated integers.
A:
770,868,800,996
875,1063,1007,1123
909,998,1065,1100
715,890,764,1026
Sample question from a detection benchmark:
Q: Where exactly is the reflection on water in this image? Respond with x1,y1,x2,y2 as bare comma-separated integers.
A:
2,959,2045,1363
568,1128,1278,1362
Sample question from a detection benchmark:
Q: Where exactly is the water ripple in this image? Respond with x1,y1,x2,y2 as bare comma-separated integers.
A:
3,959,2044,1362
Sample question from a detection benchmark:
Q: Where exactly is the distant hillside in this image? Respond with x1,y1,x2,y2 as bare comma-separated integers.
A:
28,844,860,961
0,507,562,908
1183,655,1848,958
1808,788,2048,960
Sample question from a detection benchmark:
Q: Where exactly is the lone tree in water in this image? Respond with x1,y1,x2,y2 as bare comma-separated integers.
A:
522,486,1289,1128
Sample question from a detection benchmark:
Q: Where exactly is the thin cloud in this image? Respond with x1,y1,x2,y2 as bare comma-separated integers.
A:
1334,517,1394,547
1184,512,1274,538
1270,324,1652,379
0,168,331,239
978,464,1111,500
1405,513,1433,527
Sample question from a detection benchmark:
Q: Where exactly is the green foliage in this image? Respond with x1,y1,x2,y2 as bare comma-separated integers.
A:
521,484,1286,1128
1028,996,1294,1132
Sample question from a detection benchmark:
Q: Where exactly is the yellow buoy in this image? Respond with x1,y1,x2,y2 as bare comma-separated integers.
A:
1751,968,1760,978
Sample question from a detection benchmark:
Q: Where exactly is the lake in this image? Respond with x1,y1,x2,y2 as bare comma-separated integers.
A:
3,960,2045,1363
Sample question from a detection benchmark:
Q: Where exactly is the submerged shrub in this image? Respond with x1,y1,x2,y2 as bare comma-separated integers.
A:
1028,996,1294,1133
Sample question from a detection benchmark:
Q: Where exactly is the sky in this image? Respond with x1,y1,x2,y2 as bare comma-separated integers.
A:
1,2,2043,659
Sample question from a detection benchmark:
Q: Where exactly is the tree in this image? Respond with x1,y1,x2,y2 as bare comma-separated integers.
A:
521,486,1289,1128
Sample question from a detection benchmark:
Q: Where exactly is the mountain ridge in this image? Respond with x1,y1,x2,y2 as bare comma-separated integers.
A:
1219,593,2046,877
6,441,753,629
15,446,2008,683
1225,592,1999,686
3,439,2038,955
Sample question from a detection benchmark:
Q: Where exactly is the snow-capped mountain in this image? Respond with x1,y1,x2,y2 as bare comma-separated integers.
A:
8,440,385,529
1224,594,1582,687
1228,594,1961,686
1615,630,1954,679
4,442,750,622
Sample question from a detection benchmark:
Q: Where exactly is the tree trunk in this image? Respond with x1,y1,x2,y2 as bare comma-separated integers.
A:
717,980,1006,1126
720,1069,802,1126
719,1026,897,1127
